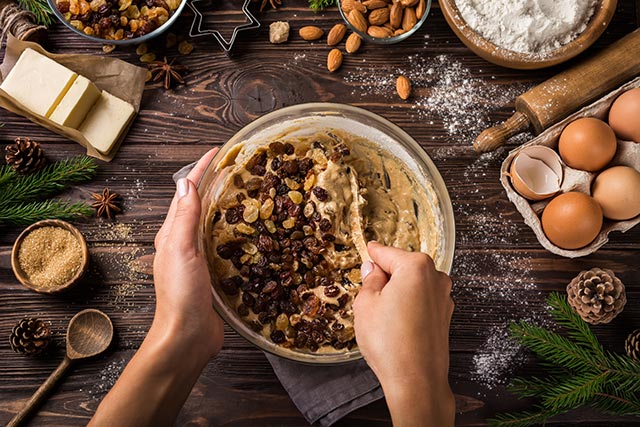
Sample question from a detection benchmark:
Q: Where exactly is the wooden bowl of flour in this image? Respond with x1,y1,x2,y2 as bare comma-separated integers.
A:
439,0,617,70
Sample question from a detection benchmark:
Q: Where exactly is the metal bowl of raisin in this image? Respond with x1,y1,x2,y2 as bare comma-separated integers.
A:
198,103,455,364
48,0,186,45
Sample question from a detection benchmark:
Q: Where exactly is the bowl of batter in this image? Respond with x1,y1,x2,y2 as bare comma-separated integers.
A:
197,103,455,364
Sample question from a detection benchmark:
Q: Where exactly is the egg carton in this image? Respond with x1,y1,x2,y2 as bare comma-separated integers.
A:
500,76,640,258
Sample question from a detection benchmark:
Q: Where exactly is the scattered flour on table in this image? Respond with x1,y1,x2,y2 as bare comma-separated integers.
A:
446,149,551,389
455,0,597,54
345,55,532,143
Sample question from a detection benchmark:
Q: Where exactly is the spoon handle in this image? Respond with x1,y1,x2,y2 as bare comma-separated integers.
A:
7,356,74,427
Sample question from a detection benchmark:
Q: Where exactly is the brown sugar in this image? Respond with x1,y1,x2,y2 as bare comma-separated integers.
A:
18,226,82,288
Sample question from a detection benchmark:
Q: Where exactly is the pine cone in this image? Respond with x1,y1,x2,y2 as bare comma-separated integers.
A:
567,268,626,325
5,137,47,174
9,317,51,356
626,329,640,361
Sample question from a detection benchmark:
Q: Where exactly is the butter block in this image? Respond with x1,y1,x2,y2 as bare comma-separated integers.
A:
79,91,135,155
50,75,101,128
0,48,77,117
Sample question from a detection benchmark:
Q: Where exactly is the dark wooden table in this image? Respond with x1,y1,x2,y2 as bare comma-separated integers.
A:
1,1,639,425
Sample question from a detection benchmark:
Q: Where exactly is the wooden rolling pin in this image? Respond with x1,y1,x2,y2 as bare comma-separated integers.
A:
474,28,640,153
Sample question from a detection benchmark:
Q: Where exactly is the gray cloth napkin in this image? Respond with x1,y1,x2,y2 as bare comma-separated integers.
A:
173,162,384,426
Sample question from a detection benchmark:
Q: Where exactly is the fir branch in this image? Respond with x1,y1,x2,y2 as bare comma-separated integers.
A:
541,371,608,411
18,0,53,26
547,292,606,362
0,200,93,225
308,0,335,12
509,321,601,373
489,407,565,427
0,164,14,187
493,293,640,425
0,156,97,205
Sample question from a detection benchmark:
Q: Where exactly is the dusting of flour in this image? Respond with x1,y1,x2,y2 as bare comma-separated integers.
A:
455,0,597,54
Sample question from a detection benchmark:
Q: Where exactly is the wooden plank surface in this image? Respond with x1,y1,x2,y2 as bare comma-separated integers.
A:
1,0,639,425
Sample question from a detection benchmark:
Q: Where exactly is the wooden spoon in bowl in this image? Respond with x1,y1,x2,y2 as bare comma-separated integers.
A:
7,309,114,427
348,169,371,264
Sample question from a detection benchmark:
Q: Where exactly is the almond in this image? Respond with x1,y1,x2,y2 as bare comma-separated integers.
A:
389,2,402,29
367,25,392,38
363,0,387,9
400,0,418,6
347,9,368,34
416,0,426,19
299,26,324,41
396,75,411,100
342,0,366,14
345,32,362,53
393,28,406,36
368,8,390,25
327,49,343,72
402,7,417,31
327,23,347,46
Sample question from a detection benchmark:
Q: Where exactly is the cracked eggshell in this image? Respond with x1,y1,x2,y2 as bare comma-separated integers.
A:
509,145,563,201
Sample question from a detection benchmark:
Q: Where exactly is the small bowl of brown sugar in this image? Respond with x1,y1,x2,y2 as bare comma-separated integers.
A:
11,220,89,294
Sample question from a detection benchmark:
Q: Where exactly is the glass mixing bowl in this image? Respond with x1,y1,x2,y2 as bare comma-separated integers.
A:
197,103,455,364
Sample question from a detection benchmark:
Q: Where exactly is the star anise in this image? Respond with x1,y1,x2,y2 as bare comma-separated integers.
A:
147,57,188,90
91,188,122,219
256,0,281,11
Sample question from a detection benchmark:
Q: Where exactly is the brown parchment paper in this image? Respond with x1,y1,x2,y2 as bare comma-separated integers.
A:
0,35,147,162
501,76,640,258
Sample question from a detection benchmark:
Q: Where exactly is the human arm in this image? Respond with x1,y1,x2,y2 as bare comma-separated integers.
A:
353,242,455,427
90,148,224,427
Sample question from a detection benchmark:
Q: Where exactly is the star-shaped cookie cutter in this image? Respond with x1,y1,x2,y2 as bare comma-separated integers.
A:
188,0,260,53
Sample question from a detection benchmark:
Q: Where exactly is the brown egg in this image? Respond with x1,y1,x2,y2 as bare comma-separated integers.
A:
541,192,603,249
608,88,640,142
592,166,640,220
558,118,617,172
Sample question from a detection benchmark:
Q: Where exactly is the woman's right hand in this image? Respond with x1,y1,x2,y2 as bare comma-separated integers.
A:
353,241,455,426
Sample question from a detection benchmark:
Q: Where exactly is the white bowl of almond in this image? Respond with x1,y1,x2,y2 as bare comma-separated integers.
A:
339,0,431,43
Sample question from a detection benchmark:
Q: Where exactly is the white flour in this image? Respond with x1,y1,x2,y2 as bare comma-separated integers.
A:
455,0,597,54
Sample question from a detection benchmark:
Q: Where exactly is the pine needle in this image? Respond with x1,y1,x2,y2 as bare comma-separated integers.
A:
490,293,640,425
0,156,97,205
18,0,53,26
308,0,335,12
0,200,93,226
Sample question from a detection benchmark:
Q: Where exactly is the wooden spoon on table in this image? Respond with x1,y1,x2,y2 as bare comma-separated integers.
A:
8,309,114,427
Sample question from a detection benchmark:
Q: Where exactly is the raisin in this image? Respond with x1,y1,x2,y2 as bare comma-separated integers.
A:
216,242,236,259
251,164,266,176
237,304,249,317
302,295,320,317
313,187,329,201
233,175,244,188
250,321,263,332
270,157,282,171
57,1,70,12
256,234,274,252
262,280,278,293
318,218,332,232
322,233,336,242
220,277,240,296
242,292,255,308
299,158,313,174
282,160,299,176
225,207,241,224
294,333,308,348
324,285,340,297
284,143,295,155
245,178,263,193
271,329,286,344
337,293,349,308
269,141,286,154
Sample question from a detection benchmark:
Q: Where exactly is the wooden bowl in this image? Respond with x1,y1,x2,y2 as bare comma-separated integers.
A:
439,0,617,70
11,220,89,294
